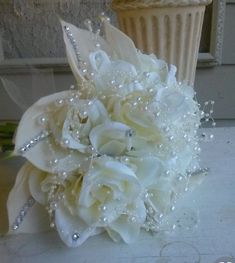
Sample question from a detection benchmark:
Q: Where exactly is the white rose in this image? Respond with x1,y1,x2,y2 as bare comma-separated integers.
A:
78,157,146,243
90,50,141,98
109,92,164,156
89,121,133,156
48,98,109,153
155,85,197,124
22,157,145,246
138,53,177,86
14,90,111,173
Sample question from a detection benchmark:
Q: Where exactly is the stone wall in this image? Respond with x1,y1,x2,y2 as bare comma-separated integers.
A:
0,0,116,60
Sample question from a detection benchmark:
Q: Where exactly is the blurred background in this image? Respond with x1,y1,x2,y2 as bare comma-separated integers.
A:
0,0,234,121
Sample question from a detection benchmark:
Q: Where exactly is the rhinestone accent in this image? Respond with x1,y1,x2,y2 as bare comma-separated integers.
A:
11,196,35,231
18,131,50,155
72,232,80,241
125,129,136,137
64,25,81,66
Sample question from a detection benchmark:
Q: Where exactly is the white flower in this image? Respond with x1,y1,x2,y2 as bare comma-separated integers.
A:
138,53,177,87
155,85,196,124
13,91,109,172
49,98,109,153
78,157,146,243
89,50,142,98
109,92,164,156
89,121,133,156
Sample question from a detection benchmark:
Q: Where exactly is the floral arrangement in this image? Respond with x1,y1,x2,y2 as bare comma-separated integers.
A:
7,16,206,248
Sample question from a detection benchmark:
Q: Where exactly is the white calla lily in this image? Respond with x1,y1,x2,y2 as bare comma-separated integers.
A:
103,21,140,68
55,204,102,248
7,162,50,234
14,91,87,173
61,20,111,82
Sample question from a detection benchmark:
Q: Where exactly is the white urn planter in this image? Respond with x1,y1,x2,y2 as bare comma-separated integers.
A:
112,0,212,84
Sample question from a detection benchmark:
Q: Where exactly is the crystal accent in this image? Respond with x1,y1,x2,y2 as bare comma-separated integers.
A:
72,232,80,241
11,196,35,231
125,129,136,137
63,25,81,67
18,131,50,155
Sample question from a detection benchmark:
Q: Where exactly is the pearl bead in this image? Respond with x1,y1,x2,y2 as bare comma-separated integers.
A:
56,99,64,106
99,205,107,212
143,72,150,78
100,217,108,224
49,159,58,166
37,115,47,126
129,216,137,223
159,213,163,219
145,192,150,199
61,139,70,147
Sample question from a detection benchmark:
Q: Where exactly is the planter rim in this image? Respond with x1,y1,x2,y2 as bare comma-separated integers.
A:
112,0,212,10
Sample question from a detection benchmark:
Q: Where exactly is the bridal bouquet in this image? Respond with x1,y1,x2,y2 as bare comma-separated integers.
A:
7,16,204,247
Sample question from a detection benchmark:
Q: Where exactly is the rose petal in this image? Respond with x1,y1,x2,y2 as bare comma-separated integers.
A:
79,157,141,208
89,122,131,156
156,87,190,122
148,177,174,213
92,59,138,96
167,64,177,86
106,199,146,243
106,216,140,243
129,157,164,187
89,50,111,72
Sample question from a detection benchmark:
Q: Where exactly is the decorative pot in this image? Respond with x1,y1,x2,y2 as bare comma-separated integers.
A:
112,0,212,84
